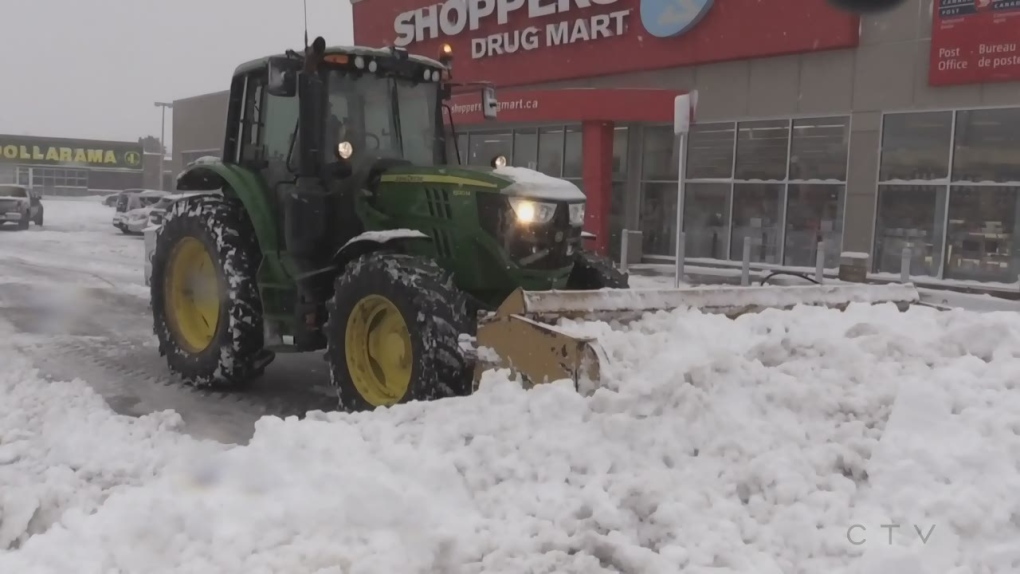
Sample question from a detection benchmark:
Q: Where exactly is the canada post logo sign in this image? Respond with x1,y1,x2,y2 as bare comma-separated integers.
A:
640,0,713,38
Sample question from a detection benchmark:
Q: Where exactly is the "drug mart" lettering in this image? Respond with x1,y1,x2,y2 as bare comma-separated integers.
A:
393,0,630,60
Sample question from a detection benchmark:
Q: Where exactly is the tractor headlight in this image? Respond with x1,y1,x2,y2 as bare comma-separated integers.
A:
337,141,354,159
568,203,585,226
508,197,556,225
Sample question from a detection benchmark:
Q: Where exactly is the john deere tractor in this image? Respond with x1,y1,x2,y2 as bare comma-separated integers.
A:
150,37,628,411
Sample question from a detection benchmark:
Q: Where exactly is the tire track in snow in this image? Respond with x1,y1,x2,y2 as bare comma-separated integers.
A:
0,258,338,444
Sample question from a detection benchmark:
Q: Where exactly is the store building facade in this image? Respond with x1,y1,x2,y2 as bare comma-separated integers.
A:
171,0,1020,285
356,0,1020,285
0,135,149,196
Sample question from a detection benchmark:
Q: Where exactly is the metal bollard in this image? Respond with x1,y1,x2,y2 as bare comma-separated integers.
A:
741,236,752,286
815,241,825,284
674,232,685,288
900,246,911,283
620,230,630,273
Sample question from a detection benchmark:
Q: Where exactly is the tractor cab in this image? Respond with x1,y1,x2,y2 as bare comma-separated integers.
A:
220,39,497,271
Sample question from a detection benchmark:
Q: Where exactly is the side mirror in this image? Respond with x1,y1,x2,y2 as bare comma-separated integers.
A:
267,56,299,97
481,86,498,120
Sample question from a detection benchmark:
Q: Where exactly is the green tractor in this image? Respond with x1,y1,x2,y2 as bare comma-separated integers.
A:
150,37,629,411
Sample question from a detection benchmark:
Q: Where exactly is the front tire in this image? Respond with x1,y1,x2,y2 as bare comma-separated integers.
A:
566,250,629,290
149,194,269,388
17,213,29,230
325,252,475,412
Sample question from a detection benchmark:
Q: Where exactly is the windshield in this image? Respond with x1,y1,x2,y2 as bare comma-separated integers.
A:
325,70,440,166
0,187,27,198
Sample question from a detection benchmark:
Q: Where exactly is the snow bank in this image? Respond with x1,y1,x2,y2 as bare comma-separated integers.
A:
2,304,1020,573
0,320,211,553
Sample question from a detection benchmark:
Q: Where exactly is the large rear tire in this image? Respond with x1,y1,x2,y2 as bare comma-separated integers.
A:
149,194,271,388
566,250,629,290
325,252,474,411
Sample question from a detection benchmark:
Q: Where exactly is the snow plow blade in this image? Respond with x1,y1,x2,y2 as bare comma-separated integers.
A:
473,283,922,391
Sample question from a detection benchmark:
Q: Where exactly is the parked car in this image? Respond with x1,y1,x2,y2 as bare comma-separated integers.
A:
0,184,44,230
102,193,122,207
113,189,167,234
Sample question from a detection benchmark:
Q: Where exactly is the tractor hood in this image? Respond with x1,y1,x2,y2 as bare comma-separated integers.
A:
419,165,585,202
487,166,585,203
377,164,585,202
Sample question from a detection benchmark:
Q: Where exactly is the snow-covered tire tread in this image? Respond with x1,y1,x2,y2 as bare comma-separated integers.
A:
324,252,475,412
149,193,265,389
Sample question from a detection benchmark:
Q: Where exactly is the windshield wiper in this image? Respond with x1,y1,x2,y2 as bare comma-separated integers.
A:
391,79,404,157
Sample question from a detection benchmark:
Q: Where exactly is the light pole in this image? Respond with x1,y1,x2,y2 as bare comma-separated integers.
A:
154,101,173,190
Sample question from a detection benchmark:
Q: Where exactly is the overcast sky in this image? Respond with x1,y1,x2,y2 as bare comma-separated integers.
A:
0,0,353,149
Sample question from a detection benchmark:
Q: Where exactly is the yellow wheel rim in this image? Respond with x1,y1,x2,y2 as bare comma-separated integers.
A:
344,294,413,406
164,236,221,354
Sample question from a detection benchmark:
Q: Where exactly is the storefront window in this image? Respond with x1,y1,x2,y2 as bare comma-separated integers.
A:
873,108,1020,280
639,117,849,262
609,180,626,261
683,183,730,259
729,183,783,263
456,134,468,164
538,127,564,177
952,108,1020,184
564,126,583,179
687,123,735,180
943,185,1020,283
873,185,947,277
735,119,789,181
0,166,15,184
33,168,89,190
612,127,628,178
789,117,849,181
513,129,538,169
879,111,953,181
641,181,678,256
642,125,678,182
468,131,512,166
784,184,845,267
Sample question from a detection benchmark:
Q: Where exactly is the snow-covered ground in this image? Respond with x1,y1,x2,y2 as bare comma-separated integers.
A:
0,196,148,297
1,199,1019,572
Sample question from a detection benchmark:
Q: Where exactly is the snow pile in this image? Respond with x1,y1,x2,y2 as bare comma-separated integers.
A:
2,304,1020,573
0,321,211,552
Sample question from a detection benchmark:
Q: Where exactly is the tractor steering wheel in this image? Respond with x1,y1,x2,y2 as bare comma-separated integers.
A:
365,133,381,150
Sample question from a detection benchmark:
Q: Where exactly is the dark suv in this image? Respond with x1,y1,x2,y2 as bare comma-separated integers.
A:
0,184,44,230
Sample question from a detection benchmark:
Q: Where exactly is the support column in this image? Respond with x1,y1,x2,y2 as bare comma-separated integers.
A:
581,120,614,255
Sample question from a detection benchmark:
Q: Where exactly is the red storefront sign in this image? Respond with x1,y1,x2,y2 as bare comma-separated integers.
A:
353,0,859,87
929,0,1020,86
